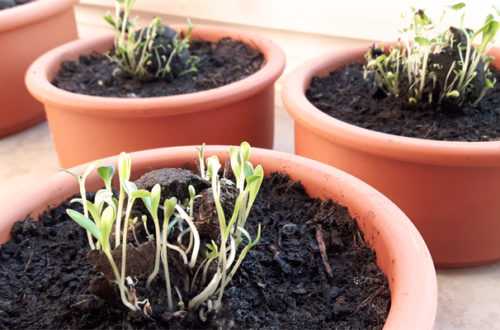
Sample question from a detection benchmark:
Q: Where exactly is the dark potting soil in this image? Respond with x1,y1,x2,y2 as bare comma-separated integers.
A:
0,0,32,10
0,171,390,329
306,63,500,141
52,38,264,98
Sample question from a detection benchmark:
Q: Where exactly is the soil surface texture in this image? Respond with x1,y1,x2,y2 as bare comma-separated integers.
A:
52,38,264,98
0,0,31,10
0,171,390,329
306,63,500,141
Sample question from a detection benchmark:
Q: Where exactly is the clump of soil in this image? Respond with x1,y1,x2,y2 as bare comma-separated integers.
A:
0,0,31,10
52,37,264,98
0,170,390,329
306,63,500,141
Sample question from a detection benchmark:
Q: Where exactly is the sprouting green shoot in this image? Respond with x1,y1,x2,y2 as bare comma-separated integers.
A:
60,160,101,250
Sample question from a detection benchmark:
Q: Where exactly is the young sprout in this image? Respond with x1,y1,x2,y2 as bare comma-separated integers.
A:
115,152,131,249
119,180,150,310
196,143,206,179
140,184,162,289
60,160,101,250
97,164,115,192
161,197,177,311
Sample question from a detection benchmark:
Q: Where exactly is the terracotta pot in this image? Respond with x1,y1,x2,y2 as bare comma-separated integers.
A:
282,45,500,267
0,0,78,137
0,146,436,328
25,25,286,167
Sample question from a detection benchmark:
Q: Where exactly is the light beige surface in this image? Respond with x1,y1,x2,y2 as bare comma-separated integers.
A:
1,1,500,329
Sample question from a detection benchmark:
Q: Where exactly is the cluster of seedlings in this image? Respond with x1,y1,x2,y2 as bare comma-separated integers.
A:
104,0,198,81
63,142,263,320
364,3,499,110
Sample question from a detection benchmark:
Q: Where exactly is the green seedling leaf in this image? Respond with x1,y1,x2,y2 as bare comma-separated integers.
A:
485,56,495,64
100,206,116,251
97,165,115,191
163,197,177,224
188,185,196,201
245,165,264,212
121,180,137,196
223,178,235,186
206,156,221,181
118,152,131,182
131,189,150,199
70,198,100,225
94,189,114,213
104,13,116,28
415,36,431,46
82,161,101,181
449,2,465,10
67,209,102,242
243,161,255,180
239,141,251,164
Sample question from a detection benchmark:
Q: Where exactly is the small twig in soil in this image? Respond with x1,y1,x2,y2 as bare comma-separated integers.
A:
23,243,35,273
316,225,333,279
269,244,280,258
355,286,385,313
222,159,230,179
422,121,438,139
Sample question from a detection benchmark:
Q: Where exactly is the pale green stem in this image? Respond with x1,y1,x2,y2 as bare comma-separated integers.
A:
115,189,125,249
146,214,162,289
120,199,134,310
160,243,174,311
104,250,137,311
175,205,200,269
79,180,96,250
188,269,221,311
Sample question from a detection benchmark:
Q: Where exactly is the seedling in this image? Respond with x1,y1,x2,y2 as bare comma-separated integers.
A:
63,142,263,319
104,0,198,81
365,3,499,109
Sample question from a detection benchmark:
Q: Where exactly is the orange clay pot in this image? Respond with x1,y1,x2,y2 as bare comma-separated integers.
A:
0,146,436,329
0,0,78,137
25,25,285,168
282,45,500,267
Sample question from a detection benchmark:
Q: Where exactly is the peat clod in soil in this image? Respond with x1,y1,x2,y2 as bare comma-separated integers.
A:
0,171,390,329
52,37,264,98
135,168,209,202
138,24,193,82
0,0,31,10
306,63,500,141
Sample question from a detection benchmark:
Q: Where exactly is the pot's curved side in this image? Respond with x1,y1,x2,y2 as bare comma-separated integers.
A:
0,147,437,329
25,25,286,167
0,0,78,137
282,46,500,267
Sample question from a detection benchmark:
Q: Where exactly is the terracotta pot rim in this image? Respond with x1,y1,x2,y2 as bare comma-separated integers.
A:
282,44,500,166
0,146,437,329
0,0,78,32
25,24,286,118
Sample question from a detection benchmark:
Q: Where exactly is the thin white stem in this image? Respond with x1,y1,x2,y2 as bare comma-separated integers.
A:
174,205,200,269
146,215,162,289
